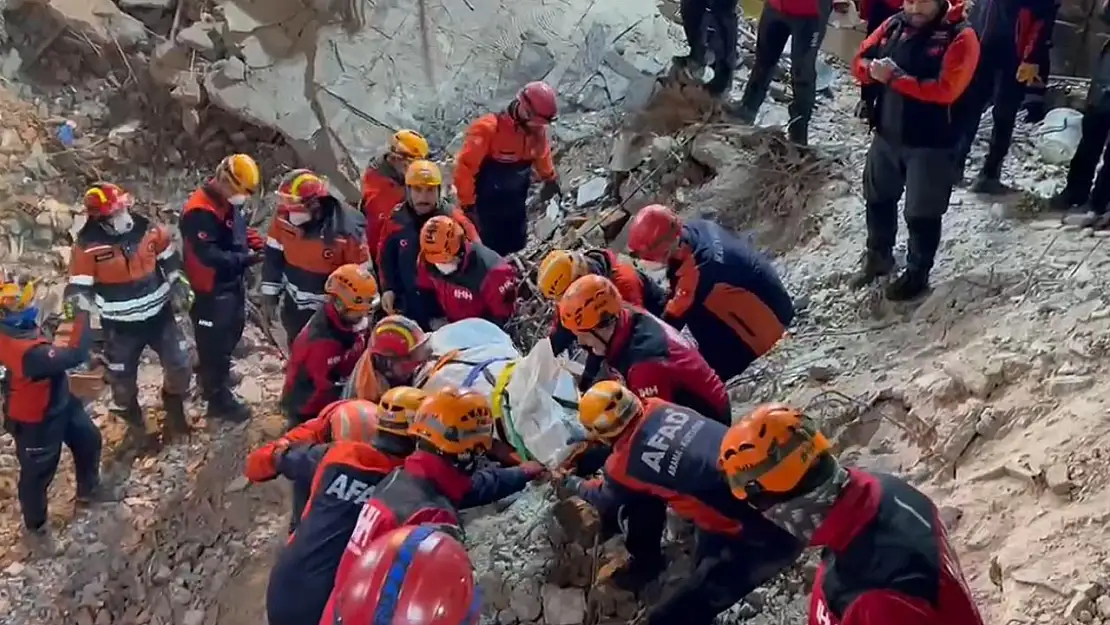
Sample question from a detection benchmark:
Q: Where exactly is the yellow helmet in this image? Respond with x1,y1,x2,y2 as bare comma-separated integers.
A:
390,129,430,159
378,386,427,436
578,381,643,441
405,160,443,188
216,153,262,195
537,250,589,301
0,276,34,314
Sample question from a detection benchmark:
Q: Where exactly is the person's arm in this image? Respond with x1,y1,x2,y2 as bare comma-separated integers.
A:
260,219,286,297
453,116,497,208
480,263,518,326
64,245,96,310
300,340,345,417
273,443,331,490
888,28,980,104
566,470,639,515
450,208,482,244
549,320,575,357
637,270,669,318
662,256,699,325
459,462,543,508
378,227,401,294
151,223,183,278
852,17,895,84
283,415,333,444
22,338,91,379
1016,0,1056,65
625,361,677,404
180,209,251,278
577,353,603,392
840,590,939,625
532,131,557,182
409,262,437,329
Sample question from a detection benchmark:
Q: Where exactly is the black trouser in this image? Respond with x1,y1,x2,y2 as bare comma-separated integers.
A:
6,401,102,529
473,161,532,256
680,0,739,95
1061,106,1110,213
645,529,802,625
955,45,1025,179
189,290,246,401
863,134,957,275
738,1,831,144
103,307,192,413
283,414,312,533
279,297,315,347
621,497,669,566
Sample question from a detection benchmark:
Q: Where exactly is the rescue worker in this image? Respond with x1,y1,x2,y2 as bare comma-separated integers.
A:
454,81,563,255
377,160,479,319
344,315,432,402
329,525,479,625
249,398,414,625
557,274,730,422
732,0,832,145
538,248,666,390
181,153,266,422
260,170,369,341
360,129,430,257
318,386,547,623
0,277,104,554
1053,0,1110,227
672,0,739,97
625,205,794,383
850,1,980,300
956,0,1055,193
559,381,801,621
281,263,377,530
65,182,193,442
833,0,902,118
719,404,985,625
414,215,519,331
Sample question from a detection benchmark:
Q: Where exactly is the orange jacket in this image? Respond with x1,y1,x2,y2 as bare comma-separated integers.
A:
453,112,556,207
360,160,406,262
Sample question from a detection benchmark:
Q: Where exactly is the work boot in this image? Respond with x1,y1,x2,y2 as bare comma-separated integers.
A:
23,525,60,558
885,269,930,301
970,171,1007,195
1050,190,1082,212
161,391,192,439
76,481,117,506
787,118,809,147
111,400,155,451
849,251,894,289
206,390,251,423
671,55,706,84
600,554,666,595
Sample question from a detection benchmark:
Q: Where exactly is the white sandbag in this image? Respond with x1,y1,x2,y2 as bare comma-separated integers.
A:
416,318,520,399
502,337,583,468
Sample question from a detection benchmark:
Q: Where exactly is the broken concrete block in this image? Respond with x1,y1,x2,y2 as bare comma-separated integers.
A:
508,581,542,622
1045,374,1094,397
540,585,586,625
1043,462,1074,496
177,20,222,59
942,357,1003,399
1067,591,1094,620
689,133,735,172
575,177,607,208
119,0,175,9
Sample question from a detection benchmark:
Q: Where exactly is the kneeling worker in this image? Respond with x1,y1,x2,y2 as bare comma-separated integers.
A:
561,381,801,622
414,215,519,330
344,315,432,402
719,405,985,625
627,204,794,383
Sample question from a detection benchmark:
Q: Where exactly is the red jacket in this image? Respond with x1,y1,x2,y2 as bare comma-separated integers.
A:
809,470,984,625
280,306,366,423
414,242,518,329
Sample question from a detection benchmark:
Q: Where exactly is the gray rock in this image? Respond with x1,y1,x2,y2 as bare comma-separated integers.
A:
183,608,206,625
540,585,585,625
118,0,175,9
575,177,608,208
1043,462,1074,496
177,21,221,58
509,581,543,622
1045,374,1094,396
1096,595,1110,619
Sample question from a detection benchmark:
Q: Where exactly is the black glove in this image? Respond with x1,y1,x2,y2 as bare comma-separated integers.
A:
539,179,562,203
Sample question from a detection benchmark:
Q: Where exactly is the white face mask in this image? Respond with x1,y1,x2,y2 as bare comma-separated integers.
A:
104,211,134,235
636,259,667,272
352,316,370,332
434,262,459,275
288,212,312,226
228,194,248,206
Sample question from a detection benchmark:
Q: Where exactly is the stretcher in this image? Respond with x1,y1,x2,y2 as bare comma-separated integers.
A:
409,319,586,468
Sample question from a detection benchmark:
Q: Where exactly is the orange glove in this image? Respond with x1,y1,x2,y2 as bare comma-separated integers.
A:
246,227,265,251
1016,63,1042,86
244,441,288,482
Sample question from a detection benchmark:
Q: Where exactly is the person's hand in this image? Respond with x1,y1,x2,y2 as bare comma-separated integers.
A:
1016,62,1042,86
246,227,265,251
381,290,396,314
869,58,896,83
518,461,548,481
539,179,562,203
260,294,278,327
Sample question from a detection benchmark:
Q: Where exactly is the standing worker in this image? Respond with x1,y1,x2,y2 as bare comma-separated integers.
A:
672,0,739,97
377,160,479,319
719,404,985,625
414,216,519,330
360,129,430,261
733,0,833,145
955,0,1055,193
454,81,563,255
65,183,194,444
0,277,104,555
850,0,980,300
259,171,369,341
626,205,794,383
180,154,266,422
833,0,902,118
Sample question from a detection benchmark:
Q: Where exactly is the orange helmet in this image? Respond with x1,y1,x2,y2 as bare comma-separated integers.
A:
378,386,427,436
557,275,622,333
390,129,431,159
409,387,493,456
719,404,831,501
324,399,380,443
332,525,478,625
83,183,133,219
325,264,378,315
420,216,465,264
627,204,682,263
578,381,643,441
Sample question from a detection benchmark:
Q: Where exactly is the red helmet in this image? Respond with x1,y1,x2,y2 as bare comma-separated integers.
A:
370,315,428,359
626,204,682,262
332,525,478,625
516,81,558,122
83,183,133,219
